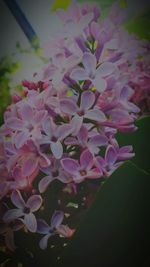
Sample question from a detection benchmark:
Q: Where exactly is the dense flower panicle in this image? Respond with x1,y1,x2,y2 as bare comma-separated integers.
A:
0,1,149,252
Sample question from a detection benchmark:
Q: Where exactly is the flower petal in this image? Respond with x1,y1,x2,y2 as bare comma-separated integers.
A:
82,52,96,76
51,210,64,228
18,103,33,121
61,158,79,174
37,219,50,234
6,118,23,130
70,67,88,81
39,154,51,168
57,224,75,238
105,145,117,166
26,195,42,212
42,118,53,137
79,12,93,31
39,234,51,250
80,149,93,170
85,109,106,122
56,124,72,139
96,62,115,77
64,137,77,145
3,209,23,222
70,115,83,136
93,76,107,92
22,158,38,177
77,126,88,145
51,141,63,159
14,131,29,149
89,135,108,147
60,99,77,115
24,213,37,232
80,91,95,110
11,190,25,208
34,111,48,123
38,175,54,193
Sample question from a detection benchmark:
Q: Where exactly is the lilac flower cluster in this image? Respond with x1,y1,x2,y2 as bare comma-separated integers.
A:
0,1,149,252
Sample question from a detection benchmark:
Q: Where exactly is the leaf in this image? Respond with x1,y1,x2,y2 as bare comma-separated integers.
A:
125,8,150,40
51,0,72,12
58,162,150,266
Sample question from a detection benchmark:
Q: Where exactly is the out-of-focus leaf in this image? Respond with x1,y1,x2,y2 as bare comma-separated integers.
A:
0,56,20,125
125,8,150,40
58,161,150,266
51,0,72,12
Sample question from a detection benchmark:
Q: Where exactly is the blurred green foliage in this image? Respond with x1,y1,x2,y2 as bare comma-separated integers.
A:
51,0,72,11
125,8,150,40
0,56,20,125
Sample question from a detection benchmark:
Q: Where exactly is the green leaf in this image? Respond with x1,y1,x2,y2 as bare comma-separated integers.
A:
51,0,72,12
125,8,150,40
58,162,150,266
117,116,150,175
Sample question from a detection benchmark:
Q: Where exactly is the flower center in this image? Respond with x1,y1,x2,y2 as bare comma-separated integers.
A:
49,227,56,234
27,123,34,132
52,170,59,177
23,207,30,214
89,72,95,80
80,170,87,176
77,110,85,116
51,136,57,142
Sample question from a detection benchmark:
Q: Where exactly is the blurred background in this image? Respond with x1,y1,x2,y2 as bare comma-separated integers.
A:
0,0,150,120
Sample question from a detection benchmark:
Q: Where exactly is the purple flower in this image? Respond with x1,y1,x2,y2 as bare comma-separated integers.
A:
6,102,47,149
38,158,72,193
42,53,81,87
65,125,108,154
3,190,42,232
96,144,135,176
60,91,106,134
6,140,51,179
37,211,74,249
40,118,72,159
61,149,100,183
70,52,116,92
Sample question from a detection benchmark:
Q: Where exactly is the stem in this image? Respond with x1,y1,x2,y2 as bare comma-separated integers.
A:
3,0,40,51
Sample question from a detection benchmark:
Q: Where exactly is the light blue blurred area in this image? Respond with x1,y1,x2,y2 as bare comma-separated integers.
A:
0,0,150,84
1,0,150,58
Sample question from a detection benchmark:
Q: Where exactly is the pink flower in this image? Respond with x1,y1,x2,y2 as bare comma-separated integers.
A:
65,125,108,154
42,53,81,87
3,190,42,232
6,140,50,180
38,158,72,193
70,52,116,92
61,149,100,183
5,102,47,148
96,144,135,176
60,90,106,134
40,118,72,159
